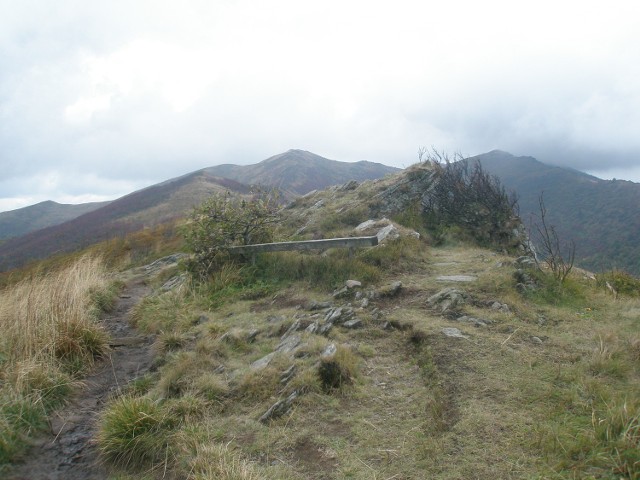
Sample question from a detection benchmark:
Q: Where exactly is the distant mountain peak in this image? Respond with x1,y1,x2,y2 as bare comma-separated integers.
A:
206,150,399,195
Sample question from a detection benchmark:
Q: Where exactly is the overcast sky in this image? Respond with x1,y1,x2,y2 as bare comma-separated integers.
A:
1,0,639,212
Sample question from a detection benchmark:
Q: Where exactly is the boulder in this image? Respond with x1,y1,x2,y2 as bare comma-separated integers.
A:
427,288,469,314
376,224,400,242
343,319,363,329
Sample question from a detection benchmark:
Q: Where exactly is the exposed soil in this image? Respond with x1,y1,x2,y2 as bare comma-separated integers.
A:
7,276,154,480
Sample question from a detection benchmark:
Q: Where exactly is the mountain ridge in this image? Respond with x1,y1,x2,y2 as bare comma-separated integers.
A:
0,150,398,271
0,200,110,241
471,150,640,275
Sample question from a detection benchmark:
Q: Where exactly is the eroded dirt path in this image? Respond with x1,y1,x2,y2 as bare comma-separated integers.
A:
7,276,154,480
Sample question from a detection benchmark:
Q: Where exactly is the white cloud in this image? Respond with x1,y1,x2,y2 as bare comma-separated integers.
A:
1,0,640,212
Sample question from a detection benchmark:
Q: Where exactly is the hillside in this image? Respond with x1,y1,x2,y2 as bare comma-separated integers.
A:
0,151,399,272
2,160,639,479
5,164,640,480
471,150,640,276
0,171,250,271
0,200,109,241
204,149,400,194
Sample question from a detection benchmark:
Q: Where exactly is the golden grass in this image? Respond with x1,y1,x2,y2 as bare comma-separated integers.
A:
0,255,110,367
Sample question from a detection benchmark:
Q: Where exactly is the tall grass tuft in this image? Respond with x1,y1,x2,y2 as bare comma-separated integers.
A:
97,395,176,469
183,441,261,480
0,255,110,366
0,255,112,467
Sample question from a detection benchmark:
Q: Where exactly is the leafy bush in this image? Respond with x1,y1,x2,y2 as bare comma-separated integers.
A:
184,189,281,279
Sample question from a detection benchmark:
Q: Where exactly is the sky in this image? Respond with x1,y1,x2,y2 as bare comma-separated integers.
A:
1,0,640,213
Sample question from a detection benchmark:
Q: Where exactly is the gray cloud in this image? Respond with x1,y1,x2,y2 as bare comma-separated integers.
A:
1,0,639,212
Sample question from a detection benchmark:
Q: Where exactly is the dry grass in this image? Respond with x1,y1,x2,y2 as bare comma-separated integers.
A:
0,255,112,466
0,255,110,366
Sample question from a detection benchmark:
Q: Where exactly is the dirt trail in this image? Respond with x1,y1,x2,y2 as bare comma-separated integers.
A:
7,276,154,480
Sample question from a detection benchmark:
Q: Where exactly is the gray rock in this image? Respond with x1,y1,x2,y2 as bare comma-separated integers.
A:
246,329,260,343
456,315,490,327
341,180,359,190
376,224,400,242
343,319,363,329
259,389,301,423
442,327,469,339
377,281,402,297
360,298,369,308
490,302,510,313
276,334,301,353
345,280,362,289
321,343,337,358
355,219,377,231
251,352,276,370
318,323,333,335
144,253,188,273
514,269,538,292
332,287,350,299
280,365,297,385
308,301,332,311
305,321,319,334
531,336,543,345
325,307,342,322
281,320,301,340
160,273,187,291
515,256,537,268
427,288,469,313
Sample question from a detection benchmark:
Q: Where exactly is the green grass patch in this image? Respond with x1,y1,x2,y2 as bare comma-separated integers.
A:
97,395,177,470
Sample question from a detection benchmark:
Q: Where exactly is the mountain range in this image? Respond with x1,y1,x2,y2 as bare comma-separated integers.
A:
472,150,640,275
1,148,638,276
0,200,109,242
0,150,398,271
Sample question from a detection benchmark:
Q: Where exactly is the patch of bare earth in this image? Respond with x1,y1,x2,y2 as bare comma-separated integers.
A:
7,277,154,480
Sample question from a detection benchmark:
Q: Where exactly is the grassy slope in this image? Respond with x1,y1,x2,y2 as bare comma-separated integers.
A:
105,242,639,479
98,171,639,479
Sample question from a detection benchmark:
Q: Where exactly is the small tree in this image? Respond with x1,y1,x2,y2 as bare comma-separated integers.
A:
531,193,575,283
184,188,281,278
421,149,519,247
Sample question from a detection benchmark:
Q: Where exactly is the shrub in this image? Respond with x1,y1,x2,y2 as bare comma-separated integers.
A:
421,151,519,248
184,189,281,279
597,269,640,297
